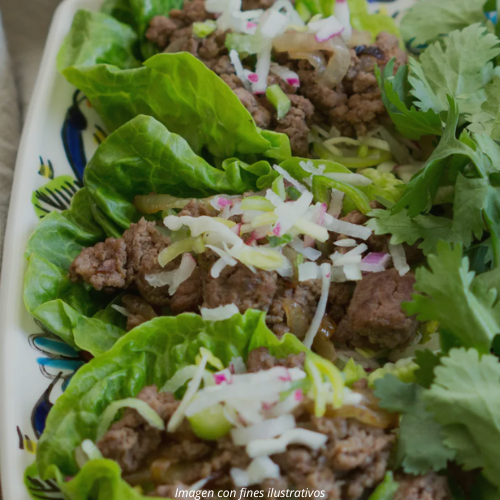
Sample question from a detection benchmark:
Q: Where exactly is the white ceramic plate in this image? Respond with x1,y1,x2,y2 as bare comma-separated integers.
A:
0,0,416,498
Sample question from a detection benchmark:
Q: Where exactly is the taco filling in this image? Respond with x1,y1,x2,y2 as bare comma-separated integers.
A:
73,347,450,499
68,184,420,360
144,0,406,157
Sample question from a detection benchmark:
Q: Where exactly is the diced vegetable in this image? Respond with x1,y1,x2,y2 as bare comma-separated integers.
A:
188,403,233,440
193,20,217,38
266,84,291,119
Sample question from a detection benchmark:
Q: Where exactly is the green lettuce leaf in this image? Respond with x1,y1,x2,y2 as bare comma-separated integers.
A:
374,375,455,475
36,310,295,478
403,241,500,353
424,348,500,490
61,53,287,160
401,0,488,50
57,10,141,72
84,115,273,229
375,61,442,140
408,24,500,117
24,189,127,354
101,0,182,37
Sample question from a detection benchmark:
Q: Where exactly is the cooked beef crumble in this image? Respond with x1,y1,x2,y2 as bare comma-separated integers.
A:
393,473,452,500
69,197,418,350
145,0,407,156
96,350,395,499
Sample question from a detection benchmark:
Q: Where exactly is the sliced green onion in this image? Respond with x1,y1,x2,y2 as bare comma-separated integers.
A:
287,186,302,200
368,472,399,500
357,144,369,158
188,403,232,440
313,143,393,169
266,84,291,120
193,20,217,38
293,217,329,242
197,347,224,371
241,196,275,211
272,175,287,201
305,356,327,417
251,212,279,227
310,354,344,409
96,398,165,440
237,245,288,271
161,365,199,393
158,237,205,267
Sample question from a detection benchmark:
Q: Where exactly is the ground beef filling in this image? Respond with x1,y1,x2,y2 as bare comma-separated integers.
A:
145,0,407,156
97,350,395,499
69,201,418,349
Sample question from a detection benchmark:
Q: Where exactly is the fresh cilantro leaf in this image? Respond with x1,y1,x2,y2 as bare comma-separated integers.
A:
414,350,442,389
392,99,487,216
468,76,500,140
403,241,500,353
374,375,455,474
424,348,500,489
376,61,442,140
268,234,293,247
401,0,488,50
409,24,500,116
452,174,500,247
366,208,454,255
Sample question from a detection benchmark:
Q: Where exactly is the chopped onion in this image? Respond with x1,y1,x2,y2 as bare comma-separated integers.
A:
332,254,361,266
308,15,345,43
229,356,247,374
145,253,196,295
389,242,410,276
274,191,313,235
270,64,300,87
229,49,251,90
201,304,240,321
273,164,308,193
298,262,321,281
303,263,331,349
259,10,289,38
331,243,368,262
231,414,295,445
270,0,305,26
334,238,357,247
228,398,267,425
289,238,321,261
246,428,328,458
268,390,303,417
168,352,209,432
328,189,345,217
231,457,281,487
335,0,352,41
323,214,372,240
252,41,273,94
161,365,214,393
75,439,103,469
343,263,362,281
97,398,165,440
359,253,391,273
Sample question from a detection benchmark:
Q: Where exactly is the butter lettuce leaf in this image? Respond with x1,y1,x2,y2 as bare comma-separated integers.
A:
84,115,273,229
24,189,126,354
61,53,286,160
57,9,141,72
37,310,292,478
